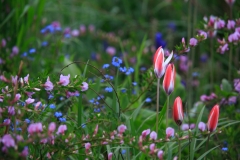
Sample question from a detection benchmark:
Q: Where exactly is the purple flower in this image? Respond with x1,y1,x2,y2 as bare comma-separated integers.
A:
24,74,29,84
198,30,207,40
71,29,80,37
1,39,6,47
43,77,54,91
150,131,157,140
20,146,29,157
28,122,43,134
57,124,67,135
14,93,21,102
218,43,229,54
1,134,15,148
227,20,236,30
25,98,35,104
228,32,239,43
141,129,150,138
181,124,189,131
157,150,164,159
58,74,70,86
216,19,225,29
3,119,11,125
149,143,155,154
118,124,127,134
189,38,198,46
12,46,19,55
48,122,56,134
198,122,206,132
8,106,15,115
106,46,116,56
166,127,175,138
11,75,18,86
81,82,88,91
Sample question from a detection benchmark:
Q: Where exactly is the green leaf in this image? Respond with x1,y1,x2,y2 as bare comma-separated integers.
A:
196,145,219,160
131,102,145,121
221,79,232,92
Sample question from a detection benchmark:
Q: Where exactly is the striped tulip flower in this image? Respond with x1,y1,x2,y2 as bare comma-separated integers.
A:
163,63,176,95
207,104,219,132
153,47,173,78
173,97,184,126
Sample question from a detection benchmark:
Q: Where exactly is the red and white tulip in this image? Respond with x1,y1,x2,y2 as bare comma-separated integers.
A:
207,104,219,132
163,63,176,95
173,97,184,126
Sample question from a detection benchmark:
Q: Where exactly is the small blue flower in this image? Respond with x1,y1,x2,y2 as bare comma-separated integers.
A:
97,95,104,100
112,57,122,67
94,108,101,113
60,97,65,101
41,41,48,47
59,117,66,122
132,82,137,86
89,99,95,103
25,119,31,124
29,48,36,54
222,147,228,151
119,67,127,73
192,72,199,77
16,127,22,131
145,98,152,103
64,34,71,38
132,89,137,95
102,64,110,69
54,112,63,118
126,67,134,75
105,87,113,92
49,104,56,109
81,124,86,128
21,52,28,57
121,89,127,93
121,149,126,154
140,67,146,71
48,94,54,99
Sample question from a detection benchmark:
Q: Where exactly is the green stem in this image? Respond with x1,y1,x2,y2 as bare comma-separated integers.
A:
78,94,83,128
178,125,181,160
204,134,211,160
228,44,233,81
156,78,160,132
210,39,214,90
166,95,170,127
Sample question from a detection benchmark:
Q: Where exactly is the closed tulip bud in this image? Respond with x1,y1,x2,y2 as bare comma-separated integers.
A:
153,47,173,78
207,104,219,132
173,97,184,126
163,64,176,95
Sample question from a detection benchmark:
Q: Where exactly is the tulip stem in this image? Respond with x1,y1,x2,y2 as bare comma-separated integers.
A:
156,78,160,133
204,133,211,160
178,125,181,160
166,95,170,127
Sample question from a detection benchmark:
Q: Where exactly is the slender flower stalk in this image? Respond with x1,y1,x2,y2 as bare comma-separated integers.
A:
153,47,173,132
178,125,181,160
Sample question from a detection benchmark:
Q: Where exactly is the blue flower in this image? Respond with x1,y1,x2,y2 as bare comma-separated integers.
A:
126,67,134,75
94,108,101,113
192,72,199,77
222,147,228,151
89,99,95,103
168,22,176,31
155,32,167,49
145,98,152,103
29,48,36,54
64,34,71,38
97,95,104,100
48,94,54,99
132,82,137,86
25,119,31,124
112,57,122,67
121,149,126,154
59,117,66,122
81,124,86,128
121,89,127,93
140,67,146,71
54,112,62,118
132,89,137,95
102,64,110,69
119,67,127,73
60,97,65,101
105,87,113,92
21,52,28,57
41,41,48,47
49,104,56,109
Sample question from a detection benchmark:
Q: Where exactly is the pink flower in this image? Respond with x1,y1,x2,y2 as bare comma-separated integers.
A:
25,98,35,104
181,124,189,131
141,129,150,139
71,29,80,37
14,93,21,102
227,20,236,30
28,122,43,134
3,119,10,125
24,74,29,84
43,77,54,91
79,25,86,34
163,63,176,95
48,122,56,134
57,124,67,135
157,150,164,160
12,46,19,55
1,134,15,148
1,39,6,47
85,142,91,151
93,124,99,136
11,75,18,86
20,146,29,157
106,46,116,56
198,122,206,132
166,127,175,138
81,82,88,91
149,143,155,154
58,74,70,86
225,0,235,6
198,30,207,40
108,152,113,160
8,106,15,115
189,38,198,46
216,19,225,29
150,131,157,140
218,43,229,54
228,32,239,43
117,124,127,134
88,24,95,33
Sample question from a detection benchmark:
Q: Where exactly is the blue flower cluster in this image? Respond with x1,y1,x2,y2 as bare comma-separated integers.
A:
119,67,134,75
101,74,114,82
89,95,105,106
54,111,66,122
49,104,56,109
40,24,61,34
112,57,122,67
102,64,110,69
105,87,113,92
145,98,152,103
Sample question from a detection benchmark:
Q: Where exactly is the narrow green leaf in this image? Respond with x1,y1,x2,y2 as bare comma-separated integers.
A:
196,145,219,160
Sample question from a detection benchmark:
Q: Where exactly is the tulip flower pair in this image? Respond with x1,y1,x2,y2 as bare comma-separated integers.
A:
173,96,219,132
